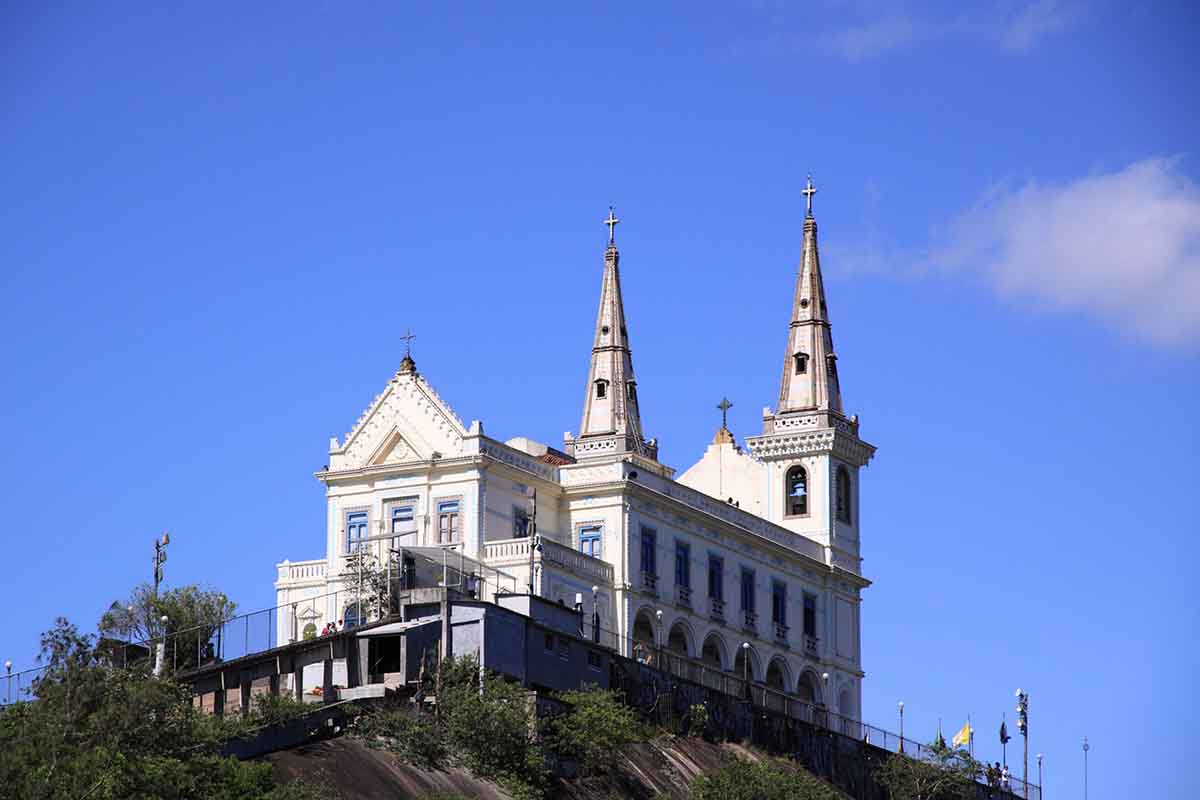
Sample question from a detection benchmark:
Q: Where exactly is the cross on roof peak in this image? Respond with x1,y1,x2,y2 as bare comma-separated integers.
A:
400,328,416,359
717,397,733,428
802,175,817,217
604,206,620,245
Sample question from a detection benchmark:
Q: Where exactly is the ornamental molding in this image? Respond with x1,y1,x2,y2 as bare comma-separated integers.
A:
745,428,876,467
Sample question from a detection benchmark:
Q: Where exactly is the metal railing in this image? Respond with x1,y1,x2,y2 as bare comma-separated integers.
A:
570,616,1041,800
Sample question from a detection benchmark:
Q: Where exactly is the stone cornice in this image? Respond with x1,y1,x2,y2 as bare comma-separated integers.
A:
314,455,482,485
745,426,876,467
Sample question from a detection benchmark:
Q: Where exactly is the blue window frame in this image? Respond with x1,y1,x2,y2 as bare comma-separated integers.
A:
641,527,657,575
391,503,415,534
346,511,369,552
674,541,691,589
708,555,724,601
803,593,818,637
437,500,459,543
741,567,756,613
772,580,787,625
344,603,363,629
580,525,602,559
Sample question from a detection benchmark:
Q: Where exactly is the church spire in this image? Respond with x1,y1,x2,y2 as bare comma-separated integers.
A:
777,176,843,415
567,208,657,461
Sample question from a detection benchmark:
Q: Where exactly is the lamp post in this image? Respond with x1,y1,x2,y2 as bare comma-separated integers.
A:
154,615,169,677
1036,753,1043,793
1015,689,1029,798
898,701,905,752
590,585,600,643
1083,736,1089,800
740,642,750,700
654,610,663,668
4,660,11,705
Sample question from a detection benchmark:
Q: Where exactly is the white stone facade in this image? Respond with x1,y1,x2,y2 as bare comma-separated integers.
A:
275,194,875,722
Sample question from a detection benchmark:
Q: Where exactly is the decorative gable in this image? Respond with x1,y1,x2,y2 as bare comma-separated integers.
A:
327,368,469,472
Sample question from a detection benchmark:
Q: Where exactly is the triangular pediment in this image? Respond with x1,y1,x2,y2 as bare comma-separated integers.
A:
367,428,419,465
328,368,469,472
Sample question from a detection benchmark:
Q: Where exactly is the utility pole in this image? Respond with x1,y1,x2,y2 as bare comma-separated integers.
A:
153,533,170,598
1083,736,1090,800
526,489,539,596
1015,689,1030,799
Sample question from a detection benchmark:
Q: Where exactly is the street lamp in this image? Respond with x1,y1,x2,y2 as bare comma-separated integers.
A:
740,642,751,699
655,610,663,667
898,701,905,752
1036,753,1043,791
1083,736,1090,800
1015,689,1030,799
4,660,11,705
590,585,600,643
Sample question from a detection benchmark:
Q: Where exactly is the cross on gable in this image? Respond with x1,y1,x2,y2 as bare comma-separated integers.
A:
717,397,733,428
400,328,416,358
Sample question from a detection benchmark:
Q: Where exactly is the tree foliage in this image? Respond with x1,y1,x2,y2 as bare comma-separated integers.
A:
99,583,236,672
875,740,983,800
691,756,846,800
545,685,647,775
0,617,318,800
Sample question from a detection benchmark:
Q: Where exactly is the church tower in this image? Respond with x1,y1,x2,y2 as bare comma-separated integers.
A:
746,178,875,572
565,209,658,461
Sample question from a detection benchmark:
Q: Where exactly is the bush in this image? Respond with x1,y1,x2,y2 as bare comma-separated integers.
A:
250,692,311,727
691,756,845,800
874,741,980,800
546,686,647,774
355,708,447,770
686,703,708,738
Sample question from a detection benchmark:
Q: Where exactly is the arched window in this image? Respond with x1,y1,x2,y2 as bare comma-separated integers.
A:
786,466,808,516
595,380,608,399
836,466,852,524
793,352,808,375
343,603,363,629
302,622,317,640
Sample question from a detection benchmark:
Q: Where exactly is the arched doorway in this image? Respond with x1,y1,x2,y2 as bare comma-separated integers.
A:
667,621,691,656
765,657,790,692
732,643,759,682
632,609,657,665
700,634,726,670
798,670,824,704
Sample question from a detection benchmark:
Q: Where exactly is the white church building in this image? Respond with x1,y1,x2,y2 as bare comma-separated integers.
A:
274,184,876,721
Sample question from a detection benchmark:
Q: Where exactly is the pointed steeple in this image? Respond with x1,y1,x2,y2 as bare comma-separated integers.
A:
777,176,843,415
566,208,657,461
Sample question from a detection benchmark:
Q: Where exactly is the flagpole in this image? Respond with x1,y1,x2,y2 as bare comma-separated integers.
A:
1002,712,1008,768
968,714,973,759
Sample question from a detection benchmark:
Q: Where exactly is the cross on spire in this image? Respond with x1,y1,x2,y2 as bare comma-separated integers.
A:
717,397,733,429
802,174,817,217
604,206,620,245
400,328,416,359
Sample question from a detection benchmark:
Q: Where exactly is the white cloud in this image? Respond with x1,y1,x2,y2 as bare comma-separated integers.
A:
1000,0,1082,50
818,1,1083,61
824,16,917,62
932,158,1200,348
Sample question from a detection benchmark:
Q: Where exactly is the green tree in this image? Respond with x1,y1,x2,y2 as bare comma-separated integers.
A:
691,756,846,800
0,617,319,800
99,583,236,672
546,685,647,774
875,740,982,800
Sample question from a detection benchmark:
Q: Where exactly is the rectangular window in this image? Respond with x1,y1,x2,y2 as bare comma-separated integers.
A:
346,511,369,552
772,580,787,626
558,637,570,660
437,500,460,544
741,568,756,613
675,541,691,589
708,555,724,601
587,650,602,670
513,505,530,538
390,502,416,535
544,632,555,652
579,525,602,559
640,527,657,575
803,593,817,638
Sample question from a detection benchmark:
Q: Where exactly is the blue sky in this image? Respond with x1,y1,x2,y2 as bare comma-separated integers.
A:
2,2,1197,796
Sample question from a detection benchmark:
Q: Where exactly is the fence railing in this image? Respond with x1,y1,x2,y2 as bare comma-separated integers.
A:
571,616,1041,800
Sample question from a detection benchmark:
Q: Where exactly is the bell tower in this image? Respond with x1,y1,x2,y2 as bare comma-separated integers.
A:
745,177,875,573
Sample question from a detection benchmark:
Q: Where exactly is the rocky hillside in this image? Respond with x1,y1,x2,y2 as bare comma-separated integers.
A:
266,734,847,800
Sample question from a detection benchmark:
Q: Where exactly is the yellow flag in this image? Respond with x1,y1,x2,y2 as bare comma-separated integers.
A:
951,721,971,748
